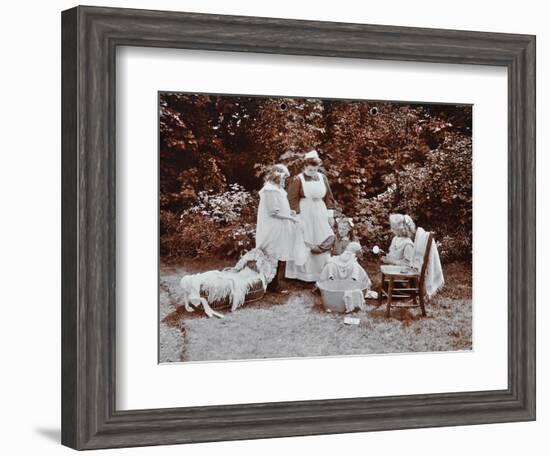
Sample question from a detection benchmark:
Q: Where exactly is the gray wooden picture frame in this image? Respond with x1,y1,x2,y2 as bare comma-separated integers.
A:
61,5,536,450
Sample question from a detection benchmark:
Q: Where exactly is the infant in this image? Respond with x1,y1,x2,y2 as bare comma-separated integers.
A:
319,241,371,288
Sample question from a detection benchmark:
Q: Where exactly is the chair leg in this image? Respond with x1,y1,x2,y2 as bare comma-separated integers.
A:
408,279,418,306
386,277,394,318
418,290,427,317
377,274,384,307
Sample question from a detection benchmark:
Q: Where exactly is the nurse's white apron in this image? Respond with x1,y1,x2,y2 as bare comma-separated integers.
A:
285,173,334,282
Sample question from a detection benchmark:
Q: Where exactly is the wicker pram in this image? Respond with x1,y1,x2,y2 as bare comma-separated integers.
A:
196,248,278,311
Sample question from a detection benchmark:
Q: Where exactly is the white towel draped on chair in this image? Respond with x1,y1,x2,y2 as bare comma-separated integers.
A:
411,227,445,298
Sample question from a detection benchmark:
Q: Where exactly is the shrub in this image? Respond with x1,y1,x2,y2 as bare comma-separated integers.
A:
161,184,257,261
185,183,256,224
159,93,472,263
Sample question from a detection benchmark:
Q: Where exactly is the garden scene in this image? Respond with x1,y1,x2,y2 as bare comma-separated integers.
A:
159,93,472,363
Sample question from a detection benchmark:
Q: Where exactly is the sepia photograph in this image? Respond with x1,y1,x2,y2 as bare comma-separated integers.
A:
158,92,472,363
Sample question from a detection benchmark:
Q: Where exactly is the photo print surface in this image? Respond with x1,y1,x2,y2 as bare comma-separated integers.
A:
159,92,472,363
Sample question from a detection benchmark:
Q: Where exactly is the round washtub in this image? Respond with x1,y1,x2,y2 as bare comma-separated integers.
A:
317,280,369,313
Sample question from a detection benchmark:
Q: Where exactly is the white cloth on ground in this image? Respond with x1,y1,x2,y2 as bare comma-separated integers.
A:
411,227,445,298
180,268,260,312
343,289,366,313
179,274,224,318
179,274,203,304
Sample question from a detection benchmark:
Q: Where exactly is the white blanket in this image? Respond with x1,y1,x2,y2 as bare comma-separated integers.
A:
412,227,445,298
180,268,260,312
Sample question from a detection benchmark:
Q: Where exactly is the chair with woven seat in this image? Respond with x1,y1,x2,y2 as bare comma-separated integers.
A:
377,231,434,318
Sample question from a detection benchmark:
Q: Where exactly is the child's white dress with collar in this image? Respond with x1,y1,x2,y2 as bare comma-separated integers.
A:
255,182,307,263
387,236,415,265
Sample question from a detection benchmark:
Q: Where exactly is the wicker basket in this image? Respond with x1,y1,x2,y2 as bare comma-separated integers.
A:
200,278,265,310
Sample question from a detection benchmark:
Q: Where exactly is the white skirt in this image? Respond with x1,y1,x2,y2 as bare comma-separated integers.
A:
285,196,334,282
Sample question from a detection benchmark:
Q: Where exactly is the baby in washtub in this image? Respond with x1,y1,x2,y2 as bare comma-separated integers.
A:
318,241,372,289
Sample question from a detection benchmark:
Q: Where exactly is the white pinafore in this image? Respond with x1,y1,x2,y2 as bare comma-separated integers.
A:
285,173,334,282
255,182,295,261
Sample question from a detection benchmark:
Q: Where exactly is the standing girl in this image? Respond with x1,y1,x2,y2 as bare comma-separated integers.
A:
256,164,299,291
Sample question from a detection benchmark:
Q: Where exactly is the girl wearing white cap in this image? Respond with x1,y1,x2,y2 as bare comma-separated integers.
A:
285,150,337,282
382,213,416,266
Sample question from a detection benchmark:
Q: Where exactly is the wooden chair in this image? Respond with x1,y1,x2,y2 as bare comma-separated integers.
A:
377,231,434,318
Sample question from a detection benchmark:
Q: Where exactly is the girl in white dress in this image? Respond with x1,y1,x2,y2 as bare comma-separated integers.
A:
285,150,337,282
382,213,416,266
256,164,302,291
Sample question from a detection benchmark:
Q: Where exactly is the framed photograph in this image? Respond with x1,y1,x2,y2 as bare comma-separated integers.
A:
61,5,536,450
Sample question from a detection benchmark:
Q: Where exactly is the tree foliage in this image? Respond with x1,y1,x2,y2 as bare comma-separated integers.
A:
160,93,472,263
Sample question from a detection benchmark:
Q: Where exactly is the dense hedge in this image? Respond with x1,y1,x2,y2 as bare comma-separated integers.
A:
160,93,472,263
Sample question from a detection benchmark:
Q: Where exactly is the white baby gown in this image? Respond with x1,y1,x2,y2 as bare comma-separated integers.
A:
318,251,371,288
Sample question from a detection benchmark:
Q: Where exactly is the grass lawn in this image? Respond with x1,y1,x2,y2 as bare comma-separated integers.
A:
159,260,472,363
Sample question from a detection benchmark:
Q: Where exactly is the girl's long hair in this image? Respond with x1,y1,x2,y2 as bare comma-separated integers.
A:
264,164,289,185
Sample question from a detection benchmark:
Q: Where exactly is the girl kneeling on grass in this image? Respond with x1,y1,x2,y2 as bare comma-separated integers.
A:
332,217,356,255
